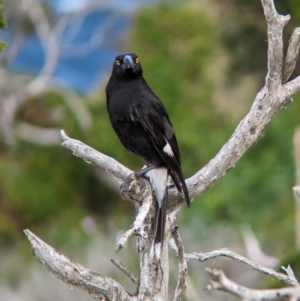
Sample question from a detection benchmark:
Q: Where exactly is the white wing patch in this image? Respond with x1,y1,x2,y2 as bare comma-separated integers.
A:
163,138,174,157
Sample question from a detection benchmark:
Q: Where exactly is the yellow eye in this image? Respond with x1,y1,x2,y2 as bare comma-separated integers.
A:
135,57,139,63
116,59,121,66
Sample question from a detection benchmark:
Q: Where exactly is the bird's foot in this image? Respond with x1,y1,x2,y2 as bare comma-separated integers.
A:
135,165,156,178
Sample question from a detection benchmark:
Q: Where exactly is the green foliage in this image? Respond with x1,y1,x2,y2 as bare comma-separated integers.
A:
0,0,6,52
0,0,5,28
0,91,95,244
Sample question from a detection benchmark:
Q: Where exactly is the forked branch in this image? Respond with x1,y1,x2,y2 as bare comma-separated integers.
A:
186,248,299,287
206,267,300,301
24,229,134,301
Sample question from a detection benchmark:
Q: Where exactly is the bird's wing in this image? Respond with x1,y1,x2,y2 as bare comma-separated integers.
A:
132,102,190,206
130,100,182,176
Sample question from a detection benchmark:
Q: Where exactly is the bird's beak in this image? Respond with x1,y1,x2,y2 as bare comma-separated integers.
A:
122,55,134,70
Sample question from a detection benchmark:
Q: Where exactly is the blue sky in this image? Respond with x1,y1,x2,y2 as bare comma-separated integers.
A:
50,0,155,13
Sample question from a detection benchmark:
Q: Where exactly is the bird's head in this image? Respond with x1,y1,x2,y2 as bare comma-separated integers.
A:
112,53,143,79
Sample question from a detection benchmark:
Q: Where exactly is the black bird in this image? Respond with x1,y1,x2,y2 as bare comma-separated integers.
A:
106,53,190,255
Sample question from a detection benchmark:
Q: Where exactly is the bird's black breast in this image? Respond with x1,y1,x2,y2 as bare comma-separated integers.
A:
107,78,141,120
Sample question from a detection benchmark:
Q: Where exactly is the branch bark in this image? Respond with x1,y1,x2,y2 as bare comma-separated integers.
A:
283,28,300,83
186,248,299,287
23,229,134,301
206,267,300,301
171,226,188,301
60,130,131,184
294,127,300,249
110,259,138,285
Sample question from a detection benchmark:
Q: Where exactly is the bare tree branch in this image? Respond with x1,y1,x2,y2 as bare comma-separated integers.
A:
294,186,300,200
261,0,290,89
116,175,152,252
293,127,300,250
110,259,138,285
285,76,300,96
22,0,60,76
60,130,132,184
283,28,300,83
24,229,134,301
61,12,121,58
14,122,61,145
171,226,188,301
282,266,298,284
241,225,279,268
118,174,170,300
186,248,299,287
206,267,300,301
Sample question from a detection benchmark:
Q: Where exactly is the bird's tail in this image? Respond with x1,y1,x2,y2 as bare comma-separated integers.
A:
146,167,168,258
169,169,190,207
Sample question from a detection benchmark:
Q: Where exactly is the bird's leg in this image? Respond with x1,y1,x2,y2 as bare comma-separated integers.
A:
136,166,176,190
135,165,156,177
167,183,175,189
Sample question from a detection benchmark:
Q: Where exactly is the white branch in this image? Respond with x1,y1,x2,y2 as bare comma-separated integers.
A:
115,184,151,252
61,11,120,58
24,229,134,301
185,248,299,287
22,0,60,77
282,266,298,284
60,130,131,184
283,28,300,83
110,259,138,285
171,226,188,301
294,126,300,249
294,186,300,200
206,267,300,301
241,225,279,268
261,0,290,89
14,122,61,145
285,76,300,96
